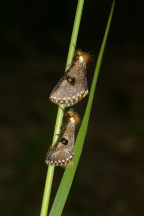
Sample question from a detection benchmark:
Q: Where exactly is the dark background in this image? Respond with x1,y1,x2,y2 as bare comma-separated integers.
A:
1,0,144,216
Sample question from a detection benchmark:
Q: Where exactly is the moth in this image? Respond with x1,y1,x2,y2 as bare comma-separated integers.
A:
45,109,80,168
49,49,91,107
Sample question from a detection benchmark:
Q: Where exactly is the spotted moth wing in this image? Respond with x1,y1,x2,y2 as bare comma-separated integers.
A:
45,117,75,167
49,50,89,107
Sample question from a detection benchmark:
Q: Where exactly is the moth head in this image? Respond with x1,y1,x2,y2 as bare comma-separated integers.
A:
75,49,91,64
67,109,80,126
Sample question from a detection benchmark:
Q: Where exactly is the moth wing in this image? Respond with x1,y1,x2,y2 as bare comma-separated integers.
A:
49,62,88,107
45,120,75,166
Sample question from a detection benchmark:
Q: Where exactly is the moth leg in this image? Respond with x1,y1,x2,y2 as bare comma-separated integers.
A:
55,134,60,136
65,63,72,68
59,106,65,114
72,43,76,50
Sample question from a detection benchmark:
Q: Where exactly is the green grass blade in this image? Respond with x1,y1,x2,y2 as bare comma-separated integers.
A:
49,1,115,216
66,0,85,67
40,1,85,216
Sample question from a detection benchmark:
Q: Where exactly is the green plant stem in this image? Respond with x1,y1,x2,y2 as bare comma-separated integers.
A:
66,0,85,67
40,1,85,216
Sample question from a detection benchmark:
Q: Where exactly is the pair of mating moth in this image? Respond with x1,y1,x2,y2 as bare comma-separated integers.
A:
45,49,90,168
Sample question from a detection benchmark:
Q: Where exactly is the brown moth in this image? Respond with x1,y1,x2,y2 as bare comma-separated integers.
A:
49,49,91,107
45,109,80,168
